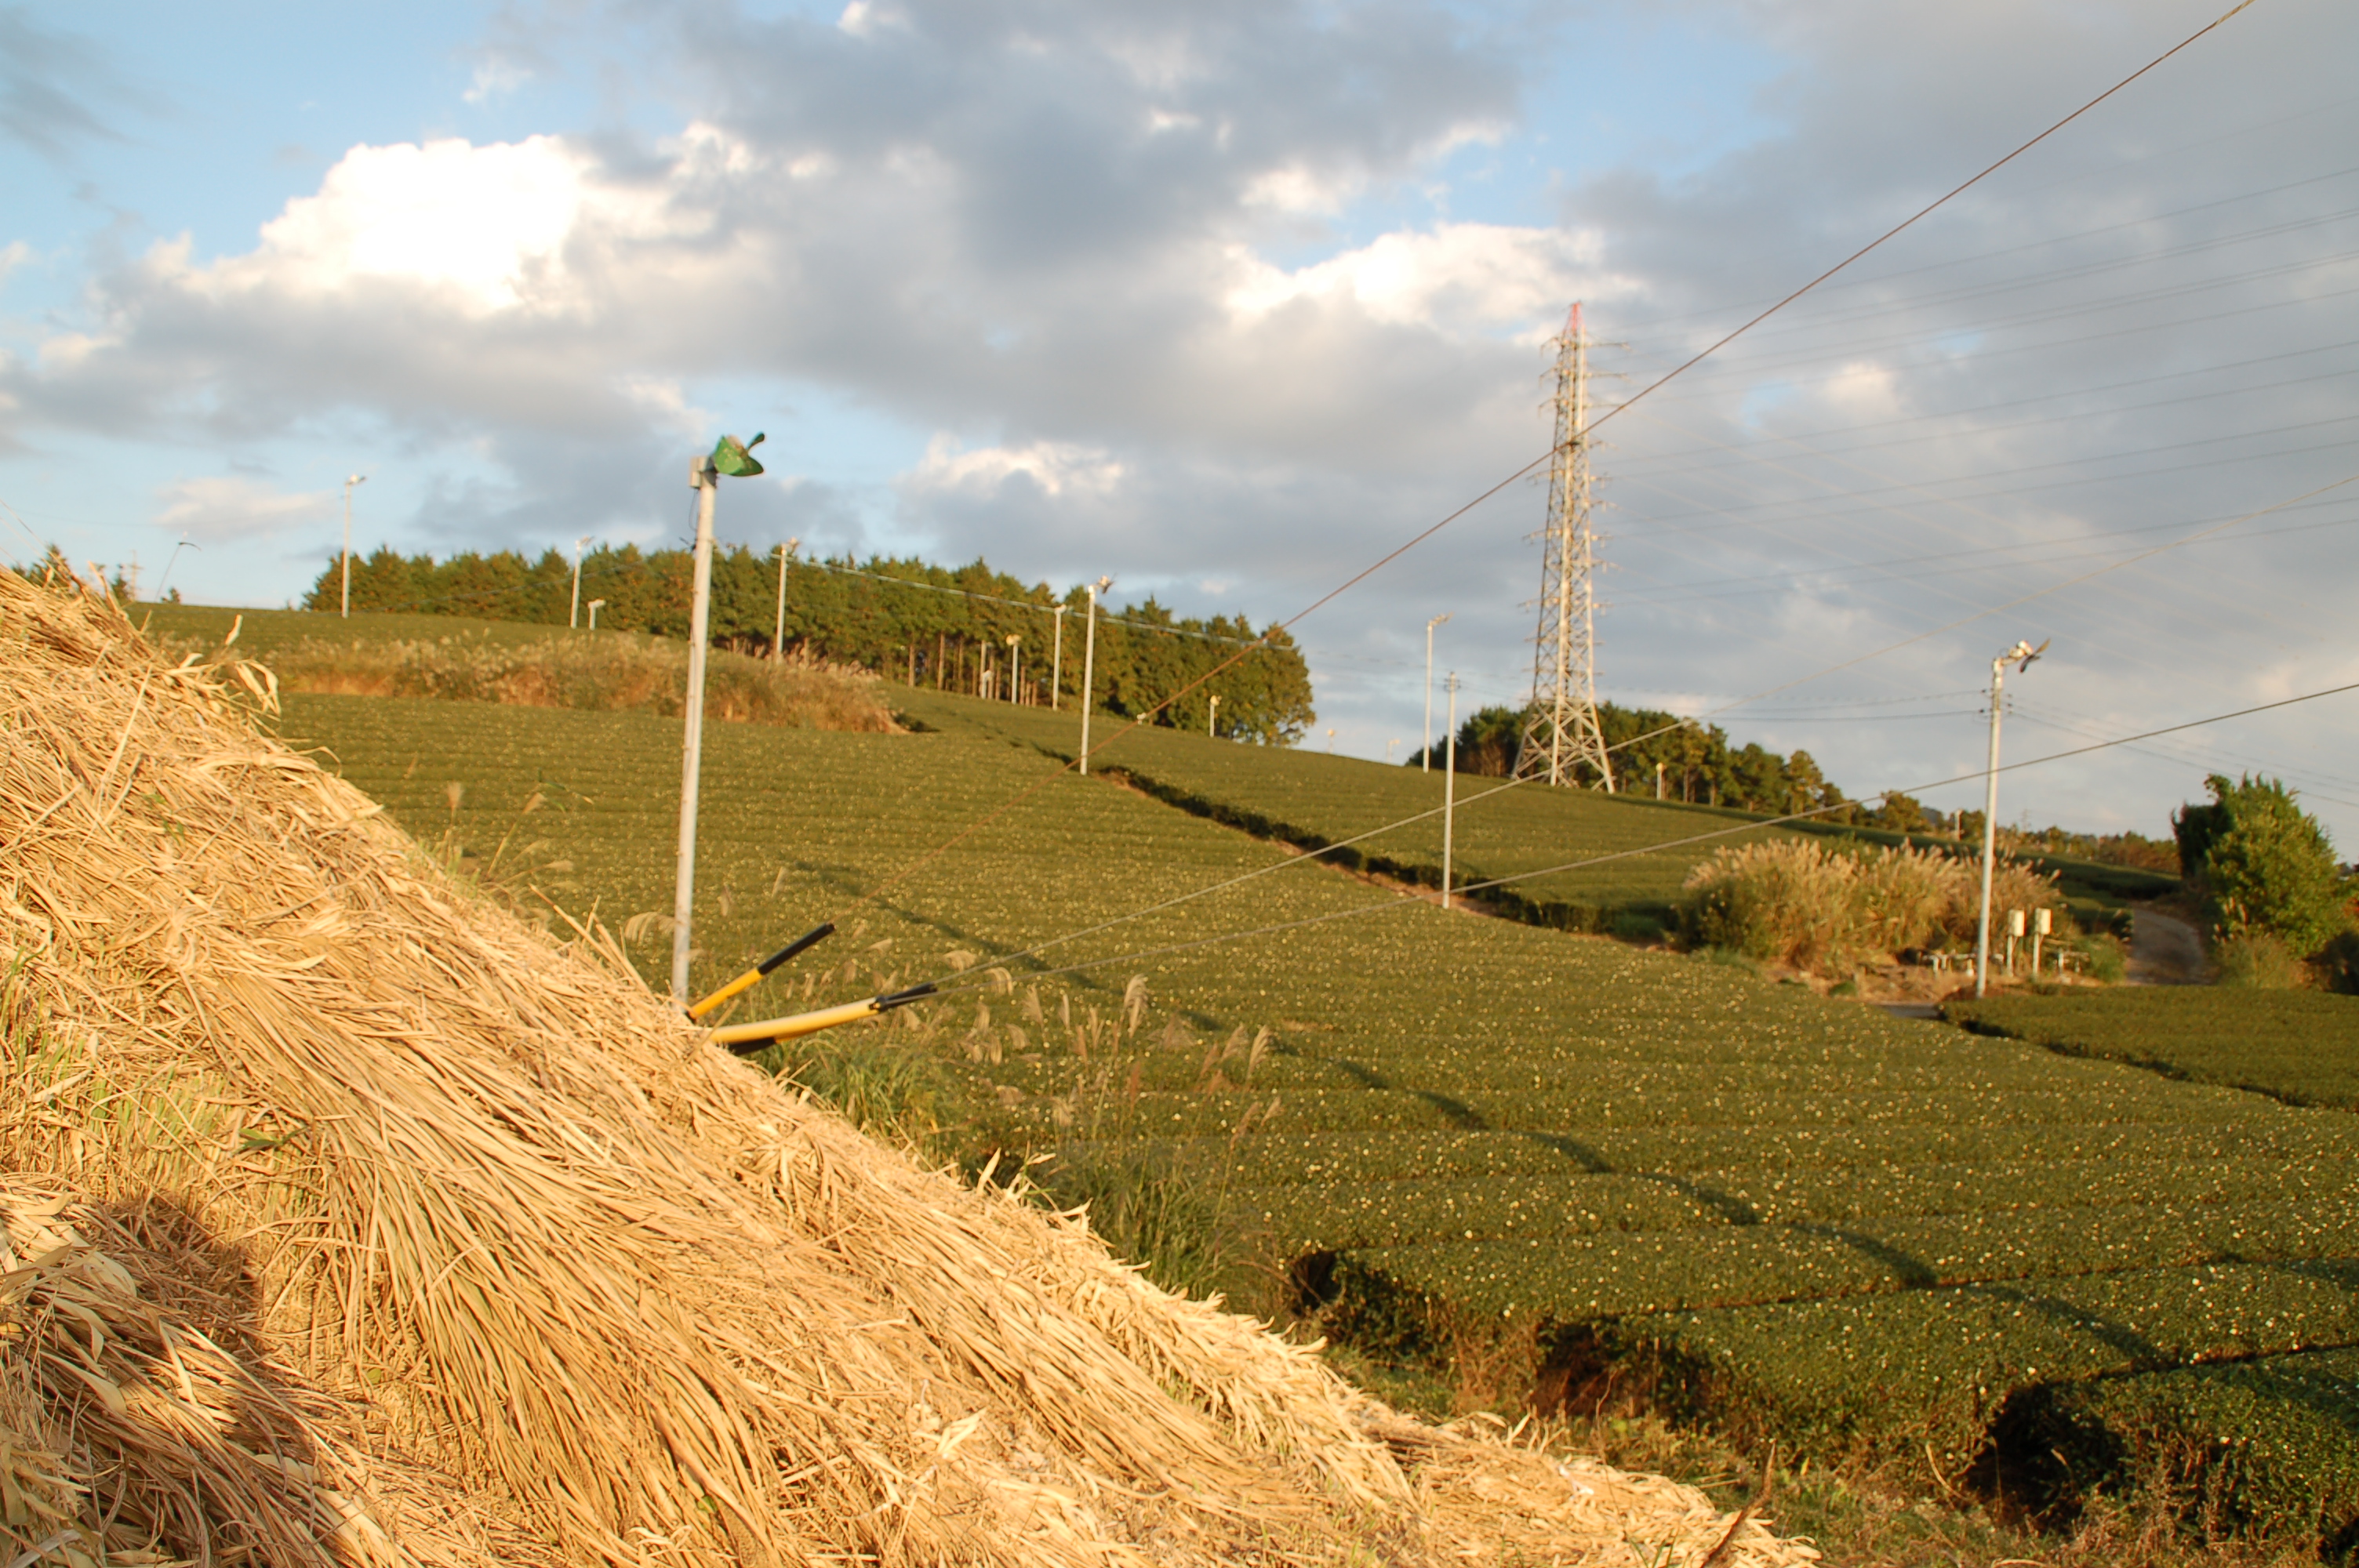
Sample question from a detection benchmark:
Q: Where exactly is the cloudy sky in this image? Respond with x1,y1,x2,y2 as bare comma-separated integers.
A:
4,0,2355,844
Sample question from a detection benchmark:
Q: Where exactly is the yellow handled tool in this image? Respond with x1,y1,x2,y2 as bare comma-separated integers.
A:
689,924,835,1020
711,984,937,1054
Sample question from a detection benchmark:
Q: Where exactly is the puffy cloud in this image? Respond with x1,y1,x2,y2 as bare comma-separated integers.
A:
154,475,334,543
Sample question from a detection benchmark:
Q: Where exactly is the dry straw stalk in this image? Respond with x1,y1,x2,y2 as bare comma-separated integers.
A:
2,570,1815,1568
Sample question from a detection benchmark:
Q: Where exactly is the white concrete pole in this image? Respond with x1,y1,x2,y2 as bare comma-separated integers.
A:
1442,673,1459,909
1209,694,1220,737
773,540,796,662
1051,604,1067,709
1974,655,2007,999
340,474,366,617
1078,577,1107,773
570,535,592,629
671,455,719,1003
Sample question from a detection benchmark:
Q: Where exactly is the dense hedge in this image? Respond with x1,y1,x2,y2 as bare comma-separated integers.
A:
1949,988,2359,1111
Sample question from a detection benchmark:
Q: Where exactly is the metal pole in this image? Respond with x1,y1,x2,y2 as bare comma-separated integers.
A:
1974,655,2005,999
1423,612,1450,771
571,535,591,629
1442,673,1459,909
672,455,719,1003
772,541,793,662
1079,578,1107,773
340,474,365,617
1051,605,1067,710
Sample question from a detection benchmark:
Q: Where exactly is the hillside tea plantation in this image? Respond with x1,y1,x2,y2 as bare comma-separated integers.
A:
1950,988,2359,1111
269,681,2359,1549
895,688,1796,929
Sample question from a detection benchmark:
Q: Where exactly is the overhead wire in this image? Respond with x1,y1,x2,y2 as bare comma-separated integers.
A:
820,0,2271,927
893,673,2359,1007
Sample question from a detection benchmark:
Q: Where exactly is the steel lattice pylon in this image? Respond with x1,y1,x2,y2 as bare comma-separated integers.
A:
1518,303,1615,790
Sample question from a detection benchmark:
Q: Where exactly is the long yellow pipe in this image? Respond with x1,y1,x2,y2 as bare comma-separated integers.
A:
708,983,936,1053
712,997,884,1047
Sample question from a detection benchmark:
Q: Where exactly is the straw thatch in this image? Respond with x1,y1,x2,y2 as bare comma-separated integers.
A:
2,568,1817,1568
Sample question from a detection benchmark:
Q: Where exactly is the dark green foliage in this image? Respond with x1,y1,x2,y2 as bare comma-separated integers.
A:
1948,988,2359,1111
271,678,2359,1546
296,548,1316,744
1998,1348,2359,1548
2176,773,2356,957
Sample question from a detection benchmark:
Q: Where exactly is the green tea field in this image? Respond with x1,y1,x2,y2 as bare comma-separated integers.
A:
896,686,1797,930
269,683,2359,1542
1950,988,2359,1111
896,686,2169,939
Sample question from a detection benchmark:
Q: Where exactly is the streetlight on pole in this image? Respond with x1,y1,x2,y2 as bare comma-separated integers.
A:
1050,604,1067,710
1973,637,2048,999
773,538,798,662
570,535,594,630
1078,576,1110,774
1423,613,1451,772
672,432,765,1004
340,474,366,618
154,537,198,602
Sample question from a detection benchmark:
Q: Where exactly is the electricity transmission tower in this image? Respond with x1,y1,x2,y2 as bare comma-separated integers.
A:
1518,303,1615,791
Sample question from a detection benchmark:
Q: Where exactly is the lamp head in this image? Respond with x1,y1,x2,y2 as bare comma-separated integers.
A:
346,474,365,487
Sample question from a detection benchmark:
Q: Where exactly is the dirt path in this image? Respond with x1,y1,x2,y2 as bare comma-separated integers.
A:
2128,902,2207,985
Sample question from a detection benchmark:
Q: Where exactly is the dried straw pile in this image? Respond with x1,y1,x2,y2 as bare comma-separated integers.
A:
1,571,1816,1568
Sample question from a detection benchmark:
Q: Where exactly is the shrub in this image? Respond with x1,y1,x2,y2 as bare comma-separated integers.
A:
2215,931,2306,990
1679,839,2066,976
2176,774,2355,958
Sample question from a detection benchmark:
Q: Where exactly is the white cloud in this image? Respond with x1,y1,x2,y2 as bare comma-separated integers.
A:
463,60,531,105
180,133,702,318
1226,223,1627,336
908,436,1127,501
154,475,333,543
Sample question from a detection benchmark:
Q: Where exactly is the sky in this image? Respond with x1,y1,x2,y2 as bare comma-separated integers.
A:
3,0,2356,847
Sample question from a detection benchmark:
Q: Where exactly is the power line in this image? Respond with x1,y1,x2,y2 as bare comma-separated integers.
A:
902,673,2359,1006
1580,0,2266,442
822,2,2270,924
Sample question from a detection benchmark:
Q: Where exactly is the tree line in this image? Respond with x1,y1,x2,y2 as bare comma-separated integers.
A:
1423,698,2179,872
302,545,1316,744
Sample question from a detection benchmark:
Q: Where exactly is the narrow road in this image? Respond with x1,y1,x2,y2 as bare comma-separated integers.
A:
2127,903,2206,985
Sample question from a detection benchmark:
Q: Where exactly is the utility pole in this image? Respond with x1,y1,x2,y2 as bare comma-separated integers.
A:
1208,694,1220,736
1007,634,1021,704
1442,673,1459,909
1078,576,1109,773
1051,604,1067,710
1519,303,1615,790
1974,637,2047,998
1423,613,1451,772
773,539,797,662
340,474,366,617
672,432,765,1003
570,535,593,629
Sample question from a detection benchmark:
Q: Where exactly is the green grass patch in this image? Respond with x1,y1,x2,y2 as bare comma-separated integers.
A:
263,685,2359,1555
1948,989,2359,1112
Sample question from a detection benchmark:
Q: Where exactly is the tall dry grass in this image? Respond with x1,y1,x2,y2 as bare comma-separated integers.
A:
3,572,1815,1568
169,629,897,731
1682,838,2068,975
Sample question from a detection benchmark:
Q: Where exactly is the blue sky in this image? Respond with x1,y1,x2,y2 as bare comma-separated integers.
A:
5,0,2356,844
